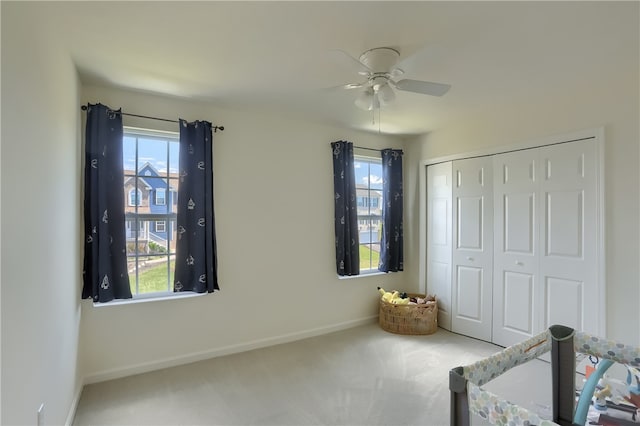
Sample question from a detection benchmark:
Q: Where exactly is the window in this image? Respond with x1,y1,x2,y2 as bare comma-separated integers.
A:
123,129,179,297
128,188,142,206
126,219,145,239
354,156,383,273
155,188,166,205
356,196,380,208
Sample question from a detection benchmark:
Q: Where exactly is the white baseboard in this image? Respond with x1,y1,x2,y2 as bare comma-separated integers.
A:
83,316,377,385
65,379,84,426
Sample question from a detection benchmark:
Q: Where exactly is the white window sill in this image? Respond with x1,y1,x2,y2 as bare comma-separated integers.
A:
89,291,206,308
338,271,395,280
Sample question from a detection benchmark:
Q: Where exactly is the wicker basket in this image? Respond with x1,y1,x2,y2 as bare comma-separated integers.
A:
378,293,438,335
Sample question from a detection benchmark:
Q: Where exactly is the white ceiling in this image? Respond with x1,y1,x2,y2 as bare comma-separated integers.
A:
22,1,638,135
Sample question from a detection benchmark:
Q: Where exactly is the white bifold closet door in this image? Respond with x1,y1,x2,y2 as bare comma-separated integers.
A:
492,139,598,347
491,150,540,346
427,162,453,330
451,157,493,342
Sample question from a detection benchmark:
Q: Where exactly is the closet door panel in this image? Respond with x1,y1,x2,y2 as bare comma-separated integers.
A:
457,197,483,249
502,271,534,334
539,140,598,334
544,277,583,331
492,151,539,347
504,193,535,254
427,162,453,330
455,265,483,320
546,191,582,258
451,157,493,341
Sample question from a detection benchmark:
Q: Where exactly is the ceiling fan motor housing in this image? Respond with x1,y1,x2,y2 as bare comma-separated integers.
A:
371,75,390,91
359,47,400,73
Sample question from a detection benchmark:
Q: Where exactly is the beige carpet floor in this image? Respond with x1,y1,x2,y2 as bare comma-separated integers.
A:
73,323,552,425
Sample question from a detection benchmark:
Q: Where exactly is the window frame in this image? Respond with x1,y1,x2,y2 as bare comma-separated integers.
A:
353,154,383,275
123,126,180,300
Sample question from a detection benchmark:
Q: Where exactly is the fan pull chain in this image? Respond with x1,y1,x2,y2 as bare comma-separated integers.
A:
371,104,381,133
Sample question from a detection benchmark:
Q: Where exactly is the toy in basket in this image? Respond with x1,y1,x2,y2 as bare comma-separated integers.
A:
377,287,438,335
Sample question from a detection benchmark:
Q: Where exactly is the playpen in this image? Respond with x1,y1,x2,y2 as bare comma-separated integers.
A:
449,325,640,425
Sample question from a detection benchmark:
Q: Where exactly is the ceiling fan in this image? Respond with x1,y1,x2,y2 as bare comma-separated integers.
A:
330,47,451,111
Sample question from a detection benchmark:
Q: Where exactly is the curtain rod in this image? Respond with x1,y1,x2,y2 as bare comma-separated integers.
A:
80,105,224,132
353,145,403,153
354,145,381,152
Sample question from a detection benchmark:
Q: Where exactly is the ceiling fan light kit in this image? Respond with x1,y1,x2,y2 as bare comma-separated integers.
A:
332,46,452,112
355,88,380,111
377,83,395,105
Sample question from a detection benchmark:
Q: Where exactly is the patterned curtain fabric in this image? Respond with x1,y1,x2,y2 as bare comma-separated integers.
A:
82,103,132,302
379,149,404,272
173,119,219,293
331,141,359,276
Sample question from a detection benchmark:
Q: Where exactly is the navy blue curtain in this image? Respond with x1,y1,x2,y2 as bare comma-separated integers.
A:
173,120,219,293
82,103,132,302
379,149,404,272
331,141,359,276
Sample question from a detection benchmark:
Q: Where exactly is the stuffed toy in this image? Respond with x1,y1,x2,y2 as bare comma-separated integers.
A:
377,287,410,304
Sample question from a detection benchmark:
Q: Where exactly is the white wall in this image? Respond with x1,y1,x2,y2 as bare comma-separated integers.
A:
404,41,640,344
79,85,406,381
1,3,83,425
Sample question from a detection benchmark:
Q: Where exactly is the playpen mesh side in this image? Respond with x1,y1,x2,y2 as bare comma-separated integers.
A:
574,332,640,367
460,330,560,425
463,330,552,386
466,382,558,426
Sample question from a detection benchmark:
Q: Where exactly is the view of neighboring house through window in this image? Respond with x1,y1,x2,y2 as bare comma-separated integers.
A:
129,188,142,206
123,129,179,296
155,188,166,205
354,155,383,272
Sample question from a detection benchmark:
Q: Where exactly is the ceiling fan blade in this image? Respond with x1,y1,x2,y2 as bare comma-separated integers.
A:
322,82,367,92
344,82,367,89
393,79,451,97
395,45,446,72
390,67,405,78
327,49,372,75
